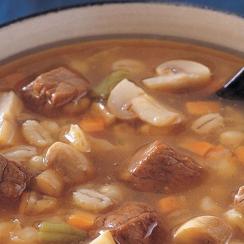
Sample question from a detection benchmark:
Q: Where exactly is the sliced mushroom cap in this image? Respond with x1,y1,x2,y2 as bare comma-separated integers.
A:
174,216,232,244
46,142,94,185
107,79,145,119
131,95,182,127
143,60,211,91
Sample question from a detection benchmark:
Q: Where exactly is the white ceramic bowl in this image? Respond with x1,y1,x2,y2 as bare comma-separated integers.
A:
0,2,243,62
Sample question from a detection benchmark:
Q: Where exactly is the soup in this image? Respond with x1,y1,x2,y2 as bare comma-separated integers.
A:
0,39,243,244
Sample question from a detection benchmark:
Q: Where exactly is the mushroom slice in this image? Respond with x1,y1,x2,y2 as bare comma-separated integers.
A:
107,79,145,119
143,60,211,91
174,216,232,244
131,94,182,127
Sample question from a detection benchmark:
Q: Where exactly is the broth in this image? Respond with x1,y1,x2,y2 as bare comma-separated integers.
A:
0,39,243,243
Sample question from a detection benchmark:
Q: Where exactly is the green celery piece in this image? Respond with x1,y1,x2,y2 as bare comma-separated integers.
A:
38,222,86,238
38,231,82,243
92,70,129,98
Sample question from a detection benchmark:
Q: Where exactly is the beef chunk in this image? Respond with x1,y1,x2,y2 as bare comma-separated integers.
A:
21,67,88,115
121,140,205,193
234,186,244,214
94,202,162,244
0,154,31,201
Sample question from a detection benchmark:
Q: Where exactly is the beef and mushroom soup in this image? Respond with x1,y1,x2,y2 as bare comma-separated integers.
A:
0,39,243,243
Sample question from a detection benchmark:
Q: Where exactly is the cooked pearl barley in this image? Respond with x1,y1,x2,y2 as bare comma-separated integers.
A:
225,209,244,233
46,142,94,185
28,155,47,173
35,169,64,197
174,216,232,244
0,120,17,146
22,120,53,147
19,191,58,215
64,124,91,152
0,221,20,242
73,188,113,212
88,135,115,152
0,91,23,120
229,241,244,244
99,184,124,202
143,60,211,91
200,197,223,214
10,227,38,243
191,113,224,135
220,131,244,148
40,120,60,138
210,157,237,179
0,91,23,146
91,102,116,125
234,186,244,214
1,145,37,162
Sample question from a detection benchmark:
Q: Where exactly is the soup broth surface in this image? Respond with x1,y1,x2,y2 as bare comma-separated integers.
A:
0,39,243,243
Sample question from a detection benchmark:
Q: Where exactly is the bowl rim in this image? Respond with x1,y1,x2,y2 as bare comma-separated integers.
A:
0,0,243,29
0,35,243,66
0,2,243,64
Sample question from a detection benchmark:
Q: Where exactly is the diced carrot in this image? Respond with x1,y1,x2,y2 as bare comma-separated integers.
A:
180,140,214,157
186,101,221,115
234,146,244,163
158,196,183,214
80,117,105,132
67,211,96,230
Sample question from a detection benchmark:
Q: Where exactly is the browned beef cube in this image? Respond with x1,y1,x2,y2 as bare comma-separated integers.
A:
121,140,205,193
0,155,31,201
234,186,244,214
21,67,88,115
94,202,163,244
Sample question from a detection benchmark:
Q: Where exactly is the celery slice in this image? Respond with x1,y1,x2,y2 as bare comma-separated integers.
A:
38,231,82,243
92,70,129,98
38,222,86,243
